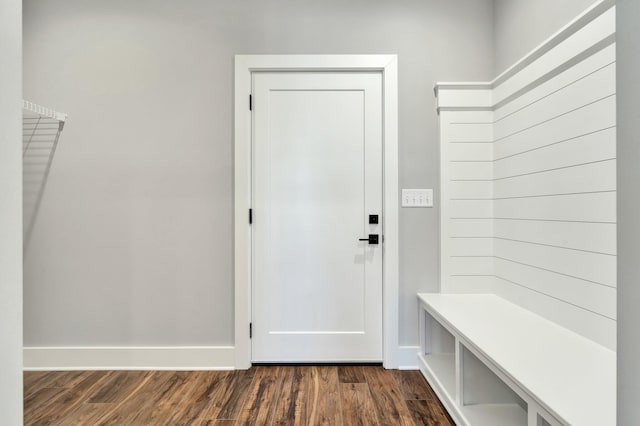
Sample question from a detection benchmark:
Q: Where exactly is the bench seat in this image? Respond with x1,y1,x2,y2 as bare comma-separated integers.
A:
417,293,615,426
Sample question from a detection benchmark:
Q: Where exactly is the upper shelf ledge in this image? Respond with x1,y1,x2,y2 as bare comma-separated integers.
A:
434,0,616,100
23,100,67,122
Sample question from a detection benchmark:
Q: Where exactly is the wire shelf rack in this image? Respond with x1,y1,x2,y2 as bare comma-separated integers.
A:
22,100,67,248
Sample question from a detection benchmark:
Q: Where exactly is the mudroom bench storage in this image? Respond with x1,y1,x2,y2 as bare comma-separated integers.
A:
417,293,615,426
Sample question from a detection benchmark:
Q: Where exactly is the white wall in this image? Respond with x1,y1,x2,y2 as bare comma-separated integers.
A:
493,0,599,74
0,0,23,423
617,0,640,423
22,0,494,351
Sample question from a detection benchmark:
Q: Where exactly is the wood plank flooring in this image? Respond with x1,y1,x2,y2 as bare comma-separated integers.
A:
24,366,454,425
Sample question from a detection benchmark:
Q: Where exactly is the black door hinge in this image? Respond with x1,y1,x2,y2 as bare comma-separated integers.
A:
249,322,252,338
249,94,252,111
249,208,253,224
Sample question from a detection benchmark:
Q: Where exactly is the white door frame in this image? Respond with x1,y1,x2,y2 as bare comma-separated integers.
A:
234,55,398,369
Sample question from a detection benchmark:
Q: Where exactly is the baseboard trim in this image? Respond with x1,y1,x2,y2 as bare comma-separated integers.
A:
396,345,419,370
23,346,235,371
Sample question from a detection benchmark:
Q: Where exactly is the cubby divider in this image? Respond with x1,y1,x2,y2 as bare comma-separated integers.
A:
459,344,528,426
419,310,457,398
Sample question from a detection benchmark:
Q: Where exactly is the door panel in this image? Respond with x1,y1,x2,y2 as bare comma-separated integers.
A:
252,72,382,362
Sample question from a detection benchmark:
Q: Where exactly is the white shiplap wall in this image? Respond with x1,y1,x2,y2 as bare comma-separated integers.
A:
436,1,616,349
440,107,494,294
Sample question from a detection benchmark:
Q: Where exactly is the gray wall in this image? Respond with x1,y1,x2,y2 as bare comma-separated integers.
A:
0,0,23,423
23,0,494,348
493,0,598,74
617,1,640,423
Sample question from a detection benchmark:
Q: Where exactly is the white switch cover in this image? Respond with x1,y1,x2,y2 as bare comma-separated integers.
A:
402,189,433,208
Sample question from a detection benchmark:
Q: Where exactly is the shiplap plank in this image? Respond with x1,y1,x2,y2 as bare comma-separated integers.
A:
494,257,616,319
449,238,493,257
448,123,493,142
493,219,615,255
450,181,493,199
450,163,492,180
449,143,493,162
445,110,494,123
494,191,616,223
494,159,616,199
449,200,492,218
449,257,493,276
494,44,616,121
447,276,495,294
493,278,616,350
494,126,616,176
495,63,615,139
494,95,616,159
493,238,616,288
448,219,493,237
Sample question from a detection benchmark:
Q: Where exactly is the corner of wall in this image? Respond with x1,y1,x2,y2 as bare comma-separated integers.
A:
0,0,23,422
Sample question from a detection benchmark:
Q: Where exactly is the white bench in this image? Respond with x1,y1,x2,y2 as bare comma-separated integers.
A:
417,293,615,426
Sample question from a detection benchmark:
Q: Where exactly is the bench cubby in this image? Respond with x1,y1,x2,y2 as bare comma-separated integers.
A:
420,310,456,397
417,293,614,426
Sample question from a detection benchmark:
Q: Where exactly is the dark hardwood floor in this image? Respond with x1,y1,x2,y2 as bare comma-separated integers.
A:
24,366,454,425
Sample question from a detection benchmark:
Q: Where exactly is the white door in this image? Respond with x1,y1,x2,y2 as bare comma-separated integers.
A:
252,72,383,362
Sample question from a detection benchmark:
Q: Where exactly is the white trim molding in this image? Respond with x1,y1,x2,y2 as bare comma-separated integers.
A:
23,346,235,371
435,0,616,94
434,0,616,115
396,346,420,370
492,0,615,87
234,54,399,369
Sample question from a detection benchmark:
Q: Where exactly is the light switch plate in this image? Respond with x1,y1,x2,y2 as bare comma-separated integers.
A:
402,189,433,208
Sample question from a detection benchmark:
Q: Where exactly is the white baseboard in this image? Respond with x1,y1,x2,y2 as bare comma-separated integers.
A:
396,345,420,370
24,345,417,371
23,346,235,371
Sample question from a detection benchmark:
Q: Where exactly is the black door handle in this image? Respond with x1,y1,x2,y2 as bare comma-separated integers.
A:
358,234,379,245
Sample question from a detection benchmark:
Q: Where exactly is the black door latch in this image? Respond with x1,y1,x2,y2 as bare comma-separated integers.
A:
358,234,379,245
